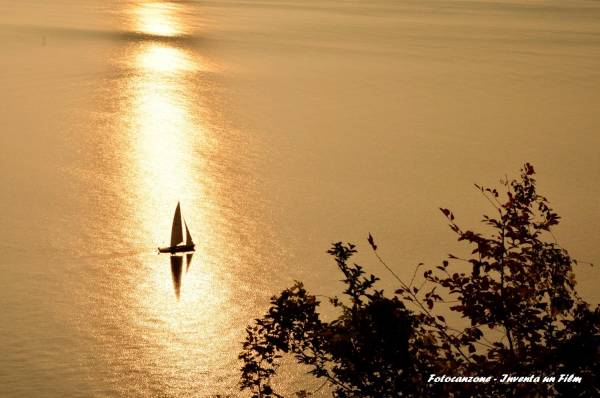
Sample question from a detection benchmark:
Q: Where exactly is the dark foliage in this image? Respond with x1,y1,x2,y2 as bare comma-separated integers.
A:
239,243,425,397
239,164,599,397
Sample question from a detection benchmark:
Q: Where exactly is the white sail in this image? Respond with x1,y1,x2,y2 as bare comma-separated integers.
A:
184,220,193,245
170,202,183,247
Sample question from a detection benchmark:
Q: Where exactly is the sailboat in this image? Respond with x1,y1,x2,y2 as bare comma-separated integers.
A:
158,202,195,254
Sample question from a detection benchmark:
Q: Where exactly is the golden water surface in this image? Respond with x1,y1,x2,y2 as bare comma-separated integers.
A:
1,0,599,396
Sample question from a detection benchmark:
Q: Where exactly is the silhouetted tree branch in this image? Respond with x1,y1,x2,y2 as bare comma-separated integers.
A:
239,164,599,397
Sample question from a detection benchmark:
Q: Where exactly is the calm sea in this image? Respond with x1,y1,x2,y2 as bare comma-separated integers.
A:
1,0,599,396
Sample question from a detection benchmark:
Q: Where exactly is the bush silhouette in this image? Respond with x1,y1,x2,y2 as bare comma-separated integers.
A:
239,164,599,397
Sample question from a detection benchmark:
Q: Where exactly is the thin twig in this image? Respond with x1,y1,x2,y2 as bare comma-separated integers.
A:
313,379,329,393
409,263,423,288
371,250,475,365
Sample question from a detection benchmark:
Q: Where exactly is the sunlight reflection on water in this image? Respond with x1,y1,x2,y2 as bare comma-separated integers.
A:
1,0,599,397
133,1,184,38
109,2,242,395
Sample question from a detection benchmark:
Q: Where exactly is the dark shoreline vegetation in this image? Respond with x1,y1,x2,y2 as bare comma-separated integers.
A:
238,164,599,397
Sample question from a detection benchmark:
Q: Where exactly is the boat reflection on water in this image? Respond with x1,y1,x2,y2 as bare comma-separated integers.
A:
186,252,193,273
169,253,193,299
170,255,183,299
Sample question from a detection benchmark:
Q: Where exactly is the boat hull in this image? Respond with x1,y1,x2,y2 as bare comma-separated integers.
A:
158,244,195,254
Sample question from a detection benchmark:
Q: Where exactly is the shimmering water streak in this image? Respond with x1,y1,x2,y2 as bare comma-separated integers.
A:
113,3,237,395
133,1,184,38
